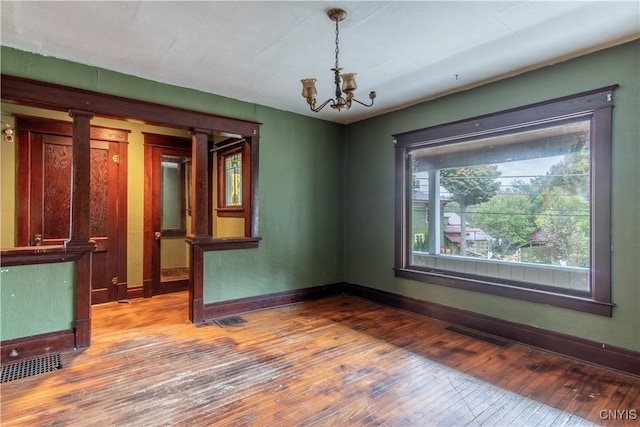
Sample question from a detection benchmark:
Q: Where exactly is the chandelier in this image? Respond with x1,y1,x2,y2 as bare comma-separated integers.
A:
301,8,376,112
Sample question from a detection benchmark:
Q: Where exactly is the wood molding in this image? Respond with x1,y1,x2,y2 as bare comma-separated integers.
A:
344,283,640,377
126,286,144,300
189,237,261,251
2,74,261,137
201,283,344,322
142,134,191,299
1,330,75,363
0,246,85,267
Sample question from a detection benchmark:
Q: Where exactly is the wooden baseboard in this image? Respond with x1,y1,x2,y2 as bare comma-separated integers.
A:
201,283,343,322
126,286,144,300
343,283,640,377
1,330,76,363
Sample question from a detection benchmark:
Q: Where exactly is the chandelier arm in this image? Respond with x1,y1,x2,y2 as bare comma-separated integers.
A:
309,98,335,113
350,97,375,108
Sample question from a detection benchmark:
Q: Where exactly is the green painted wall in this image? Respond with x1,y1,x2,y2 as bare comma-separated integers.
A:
2,41,638,353
345,39,640,351
0,263,75,340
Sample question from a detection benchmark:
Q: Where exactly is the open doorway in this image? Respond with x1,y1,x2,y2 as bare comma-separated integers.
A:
143,134,192,297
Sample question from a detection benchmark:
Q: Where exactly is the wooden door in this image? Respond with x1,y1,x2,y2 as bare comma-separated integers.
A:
143,134,191,297
16,117,128,304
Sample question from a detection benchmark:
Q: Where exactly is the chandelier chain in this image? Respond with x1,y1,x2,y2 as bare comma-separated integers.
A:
334,18,340,70
300,8,376,113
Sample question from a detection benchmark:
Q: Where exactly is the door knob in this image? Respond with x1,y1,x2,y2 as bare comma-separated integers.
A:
155,231,162,240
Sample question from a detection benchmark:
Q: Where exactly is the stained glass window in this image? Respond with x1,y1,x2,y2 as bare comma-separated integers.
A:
225,153,242,207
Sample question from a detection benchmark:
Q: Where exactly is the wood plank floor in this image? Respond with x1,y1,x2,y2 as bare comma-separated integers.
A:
1,292,639,426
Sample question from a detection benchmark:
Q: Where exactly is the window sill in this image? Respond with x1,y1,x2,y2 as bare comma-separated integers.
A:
394,267,614,317
216,207,245,218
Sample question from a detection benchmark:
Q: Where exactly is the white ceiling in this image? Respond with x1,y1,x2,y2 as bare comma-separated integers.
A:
1,1,639,124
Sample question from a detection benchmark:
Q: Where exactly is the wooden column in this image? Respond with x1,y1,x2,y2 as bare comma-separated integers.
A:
188,128,212,242
189,245,205,324
67,109,94,246
74,254,92,348
249,134,260,238
66,109,95,348
187,128,211,324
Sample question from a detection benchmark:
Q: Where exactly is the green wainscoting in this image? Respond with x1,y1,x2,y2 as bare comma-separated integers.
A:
1,263,75,341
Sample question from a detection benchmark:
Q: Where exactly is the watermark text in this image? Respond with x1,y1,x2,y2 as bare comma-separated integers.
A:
599,409,638,421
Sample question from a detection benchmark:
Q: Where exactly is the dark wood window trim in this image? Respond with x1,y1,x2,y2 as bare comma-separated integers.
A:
215,139,250,220
394,86,617,316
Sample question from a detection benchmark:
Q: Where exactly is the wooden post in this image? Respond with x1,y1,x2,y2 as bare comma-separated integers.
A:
67,109,94,246
187,128,211,324
67,109,95,348
188,128,212,242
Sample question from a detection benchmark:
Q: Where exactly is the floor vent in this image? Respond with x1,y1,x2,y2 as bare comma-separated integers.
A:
214,315,247,328
1,354,62,383
445,325,511,347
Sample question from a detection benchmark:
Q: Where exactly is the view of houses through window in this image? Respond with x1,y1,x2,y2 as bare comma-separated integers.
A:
409,120,591,292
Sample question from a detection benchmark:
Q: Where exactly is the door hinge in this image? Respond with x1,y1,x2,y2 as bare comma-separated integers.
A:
112,154,120,164
111,276,119,285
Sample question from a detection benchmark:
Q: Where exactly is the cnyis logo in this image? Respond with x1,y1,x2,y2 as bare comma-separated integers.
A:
599,409,638,420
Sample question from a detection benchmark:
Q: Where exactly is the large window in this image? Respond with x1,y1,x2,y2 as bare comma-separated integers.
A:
394,87,616,315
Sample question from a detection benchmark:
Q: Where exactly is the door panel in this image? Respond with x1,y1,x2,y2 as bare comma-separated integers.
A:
88,140,118,303
41,136,72,242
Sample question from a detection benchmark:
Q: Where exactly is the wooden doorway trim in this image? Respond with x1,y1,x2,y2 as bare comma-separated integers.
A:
2,74,261,344
143,133,192,298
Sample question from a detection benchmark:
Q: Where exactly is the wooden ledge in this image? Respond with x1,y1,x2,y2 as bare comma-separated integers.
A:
187,237,261,251
0,245,92,267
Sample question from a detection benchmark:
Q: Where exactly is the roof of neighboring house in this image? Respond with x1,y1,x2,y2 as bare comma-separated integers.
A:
412,190,429,202
443,212,492,242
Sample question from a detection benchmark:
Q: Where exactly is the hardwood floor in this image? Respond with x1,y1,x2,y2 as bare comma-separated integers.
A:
1,291,639,426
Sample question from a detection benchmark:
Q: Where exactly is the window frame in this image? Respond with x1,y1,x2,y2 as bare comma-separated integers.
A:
216,139,250,218
394,86,617,316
